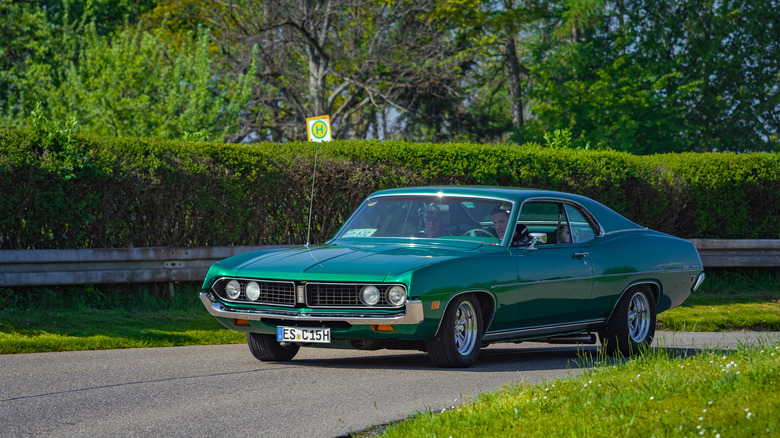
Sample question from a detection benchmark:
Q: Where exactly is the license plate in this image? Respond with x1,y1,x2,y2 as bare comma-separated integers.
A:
276,326,331,344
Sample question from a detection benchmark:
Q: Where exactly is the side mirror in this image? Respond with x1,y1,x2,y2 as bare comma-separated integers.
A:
528,232,547,250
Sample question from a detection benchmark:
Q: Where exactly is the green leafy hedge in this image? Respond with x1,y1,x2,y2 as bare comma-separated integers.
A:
1,129,778,249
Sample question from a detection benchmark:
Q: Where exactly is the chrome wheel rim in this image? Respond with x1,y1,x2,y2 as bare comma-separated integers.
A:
454,301,478,356
627,292,651,343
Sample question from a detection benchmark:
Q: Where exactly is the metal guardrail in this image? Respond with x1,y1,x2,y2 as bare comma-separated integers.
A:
0,246,284,287
688,239,780,268
0,240,778,288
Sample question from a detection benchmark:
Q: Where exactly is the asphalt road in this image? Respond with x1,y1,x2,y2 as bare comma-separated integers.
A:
1,331,777,438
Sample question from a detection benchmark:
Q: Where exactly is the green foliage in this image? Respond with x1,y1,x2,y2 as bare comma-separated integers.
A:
0,2,255,141
45,23,257,141
523,0,780,153
1,129,777,250
1,1,777,151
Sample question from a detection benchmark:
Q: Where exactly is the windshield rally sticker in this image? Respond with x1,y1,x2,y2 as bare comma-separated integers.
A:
342,228,377,237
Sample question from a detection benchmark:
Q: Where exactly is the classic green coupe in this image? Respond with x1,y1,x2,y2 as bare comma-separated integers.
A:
200,187,704,367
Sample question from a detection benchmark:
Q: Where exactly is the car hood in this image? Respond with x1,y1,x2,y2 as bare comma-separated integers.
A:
228,240,492,282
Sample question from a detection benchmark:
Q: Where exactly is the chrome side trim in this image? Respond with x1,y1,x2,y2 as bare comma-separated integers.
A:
595,268,700,279
483,319,606,343
492,275,593,289
199,292,424,325
491,268,702,290
601,228,649,236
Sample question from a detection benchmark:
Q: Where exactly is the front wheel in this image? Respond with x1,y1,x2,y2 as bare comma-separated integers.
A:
426,294,483,368
246,332,300,362
600,285,656,356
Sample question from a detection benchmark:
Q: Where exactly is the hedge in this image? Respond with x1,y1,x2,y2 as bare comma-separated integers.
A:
1,129,778,249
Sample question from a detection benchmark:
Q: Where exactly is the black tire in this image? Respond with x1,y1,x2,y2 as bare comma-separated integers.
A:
426,294,483,368
246,332,300,362
600,285,656,356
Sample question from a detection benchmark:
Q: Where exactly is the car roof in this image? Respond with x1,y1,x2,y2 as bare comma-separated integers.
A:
368,186,645,234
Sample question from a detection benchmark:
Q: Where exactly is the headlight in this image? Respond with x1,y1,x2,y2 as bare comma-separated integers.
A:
387,286,407,306
225,280,241,300
245,281,261,301
360,285,380,305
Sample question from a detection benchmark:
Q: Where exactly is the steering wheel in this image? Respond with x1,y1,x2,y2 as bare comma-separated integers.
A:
463,228,494,237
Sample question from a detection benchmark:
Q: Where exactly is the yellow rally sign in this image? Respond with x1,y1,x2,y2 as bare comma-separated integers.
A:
306,115,331,142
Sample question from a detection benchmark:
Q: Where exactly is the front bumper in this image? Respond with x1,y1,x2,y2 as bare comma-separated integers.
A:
199,292,425,325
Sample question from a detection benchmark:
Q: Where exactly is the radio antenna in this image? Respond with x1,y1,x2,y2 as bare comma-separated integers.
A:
305,142,319,248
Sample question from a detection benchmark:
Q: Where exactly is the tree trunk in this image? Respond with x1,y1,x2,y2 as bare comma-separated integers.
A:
505,36,524,129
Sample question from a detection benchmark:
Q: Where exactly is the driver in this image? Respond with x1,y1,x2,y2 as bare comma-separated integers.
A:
490,206,510,240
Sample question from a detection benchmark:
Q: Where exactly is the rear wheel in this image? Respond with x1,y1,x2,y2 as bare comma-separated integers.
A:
600,285,656,356
426,294,483,368
246,332,300,362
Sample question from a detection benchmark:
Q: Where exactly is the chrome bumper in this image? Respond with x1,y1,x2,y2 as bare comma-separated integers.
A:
199,292,425,325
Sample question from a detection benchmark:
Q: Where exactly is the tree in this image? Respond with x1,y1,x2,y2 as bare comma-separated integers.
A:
46,23,257,140
524,0,780,153
160,0,471,142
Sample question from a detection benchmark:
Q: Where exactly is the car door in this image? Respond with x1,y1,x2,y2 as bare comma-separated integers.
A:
507,201,597,328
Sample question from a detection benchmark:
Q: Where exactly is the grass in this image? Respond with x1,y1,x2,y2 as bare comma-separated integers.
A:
375,340,780,437
0,268,778,354
0,283,245,354
658,269,780,331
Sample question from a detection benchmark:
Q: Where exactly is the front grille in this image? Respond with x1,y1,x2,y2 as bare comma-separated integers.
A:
307,283,363,306
253,281,296,305
213,278,407,309
212,278,296,306
306,283,402,308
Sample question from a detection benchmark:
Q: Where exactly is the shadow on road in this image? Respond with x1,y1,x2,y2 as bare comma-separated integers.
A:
275,344,597,372
276,341,747,373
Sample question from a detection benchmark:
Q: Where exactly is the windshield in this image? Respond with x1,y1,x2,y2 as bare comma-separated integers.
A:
335,195,514,243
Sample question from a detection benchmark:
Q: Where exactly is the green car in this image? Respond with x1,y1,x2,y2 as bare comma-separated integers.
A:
200,186,704,367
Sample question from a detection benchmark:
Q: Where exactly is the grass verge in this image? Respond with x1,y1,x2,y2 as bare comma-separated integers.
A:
376,340,780,437
0,284,245,354
658,269,780,331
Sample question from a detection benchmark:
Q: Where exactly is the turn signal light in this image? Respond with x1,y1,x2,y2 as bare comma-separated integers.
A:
371,325,394,332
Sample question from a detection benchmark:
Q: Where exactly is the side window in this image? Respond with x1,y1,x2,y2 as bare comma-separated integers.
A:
515,201,571,245
564,204,598,243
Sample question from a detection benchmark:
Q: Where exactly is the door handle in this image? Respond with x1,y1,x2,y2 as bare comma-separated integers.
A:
573,252,589,259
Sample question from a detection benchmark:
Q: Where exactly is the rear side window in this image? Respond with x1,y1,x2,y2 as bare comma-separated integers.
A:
564,204,598,243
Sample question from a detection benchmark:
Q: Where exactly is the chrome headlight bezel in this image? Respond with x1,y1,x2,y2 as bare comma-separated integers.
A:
245,281,261,301
387,285,407,306
225,280,241,300
360,285,381,306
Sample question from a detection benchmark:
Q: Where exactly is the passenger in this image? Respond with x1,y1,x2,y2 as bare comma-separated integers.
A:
424,205,449,238
510,224,533,246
